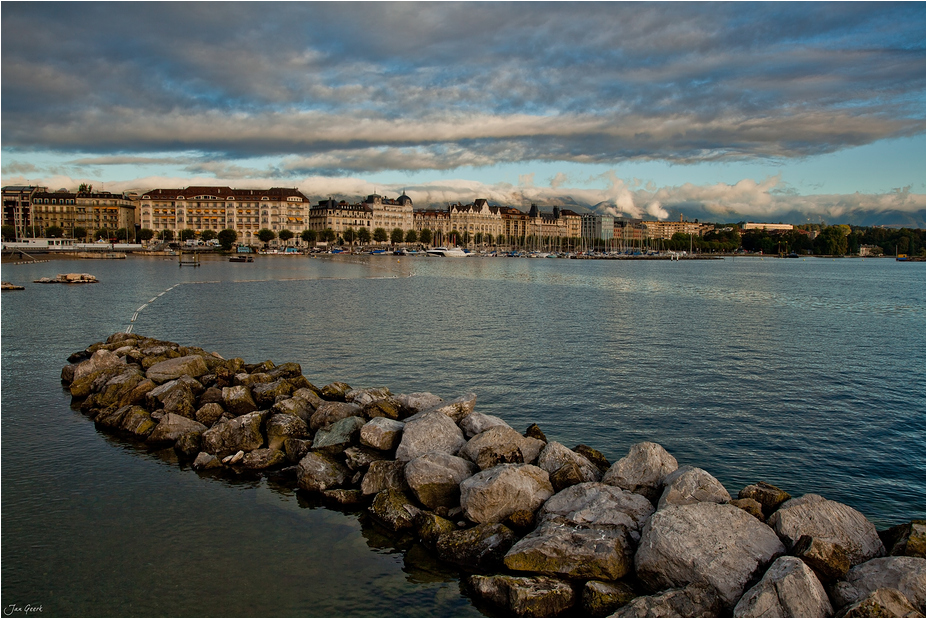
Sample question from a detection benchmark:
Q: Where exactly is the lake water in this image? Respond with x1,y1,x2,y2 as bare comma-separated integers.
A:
2,253,924,616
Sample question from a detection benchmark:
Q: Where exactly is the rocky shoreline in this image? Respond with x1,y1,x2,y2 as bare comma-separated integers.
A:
62,333,925,618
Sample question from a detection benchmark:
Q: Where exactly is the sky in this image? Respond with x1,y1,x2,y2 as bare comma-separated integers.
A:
2,2,925,226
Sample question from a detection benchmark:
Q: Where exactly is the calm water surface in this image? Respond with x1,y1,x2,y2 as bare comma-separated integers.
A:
2,254,924,616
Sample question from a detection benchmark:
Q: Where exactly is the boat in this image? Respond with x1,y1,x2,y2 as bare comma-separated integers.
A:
229,256,254,262
1,281,25,291
426,247,470,257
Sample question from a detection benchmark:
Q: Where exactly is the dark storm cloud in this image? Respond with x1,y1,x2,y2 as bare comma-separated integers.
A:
2,2,924,171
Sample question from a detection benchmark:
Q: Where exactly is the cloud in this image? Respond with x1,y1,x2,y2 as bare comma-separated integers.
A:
1,3,923,172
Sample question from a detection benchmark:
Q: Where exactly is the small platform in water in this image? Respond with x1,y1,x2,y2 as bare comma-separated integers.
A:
1,281,25,290
34,273,98,284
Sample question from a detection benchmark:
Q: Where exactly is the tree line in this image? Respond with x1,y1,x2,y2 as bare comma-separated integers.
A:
4,222,924,256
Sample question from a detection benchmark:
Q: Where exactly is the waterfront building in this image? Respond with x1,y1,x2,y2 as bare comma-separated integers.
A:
2,185,44,240
30,189,137,239
581,213,614,241
742,222,794,232
308,198,373,235
137,186,309,245
412,201,581,247
642,217,712,240
367,192,414,234
614,217,651,244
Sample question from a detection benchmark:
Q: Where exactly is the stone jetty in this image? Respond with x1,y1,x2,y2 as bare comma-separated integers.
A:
62,333,925,618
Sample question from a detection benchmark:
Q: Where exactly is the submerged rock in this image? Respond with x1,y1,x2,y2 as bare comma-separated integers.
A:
436,522,517,570
469,574,576,618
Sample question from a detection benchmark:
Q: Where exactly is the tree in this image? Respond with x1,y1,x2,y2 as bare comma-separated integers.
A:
343,227,356,244
497,234,506,245
320,228,336,243
46,225,64,238
73,226,88,241
114,228,130,241
404,229,418,244
450,229,461,245
278,229,294,245
217,228,238,250
257,228,276,246
138,228,155,243
95,228,110,241
474,232,483,245
179,228,196,242
2,225,16,241
461,231,471,245
419,228,433,246
200,229,217,242
357,227,372,244
814,225,849,256
391,228,404,244
77,183,93,193
373,227,388,243
158,229,174,241
301,229,317,245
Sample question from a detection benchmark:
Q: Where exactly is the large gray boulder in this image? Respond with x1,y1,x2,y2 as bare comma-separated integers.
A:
240,448,287,470
538,482,654,543
146,354,209,383
309,401,363,431
146,413,207,444
251,379,294,407
265,413,308,451
460,411,511,438
368,488,420,532
221,385,258,416
504,521,635,580
272,393,316,425
360,460,408,496
68,349,126,397
459,464,554,524
610,584,724,618
404,452,478,510
658,465,732,510
768,494,885,566
458,426,546,470
92,368,146,409
635,502,785,609
395,392,444,417
536,441,602,487
359,417,404,451
345,386,391,407
602,441,678,502
468,574,576,618
436,522,518,570
297,451,350,492
200,410,266,456
195,402,226,427
838,588,923,618
831,556,926,614
421,392,477,423
733,556,833,617
394,410,466,462
312,416,364,455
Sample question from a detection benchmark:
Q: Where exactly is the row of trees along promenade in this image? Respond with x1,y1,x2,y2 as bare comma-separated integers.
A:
3,222,924,257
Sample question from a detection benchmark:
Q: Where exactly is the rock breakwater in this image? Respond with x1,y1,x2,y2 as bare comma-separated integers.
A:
62,333,925,618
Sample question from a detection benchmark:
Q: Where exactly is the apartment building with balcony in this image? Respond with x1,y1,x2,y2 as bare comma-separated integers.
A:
137,186,309,243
